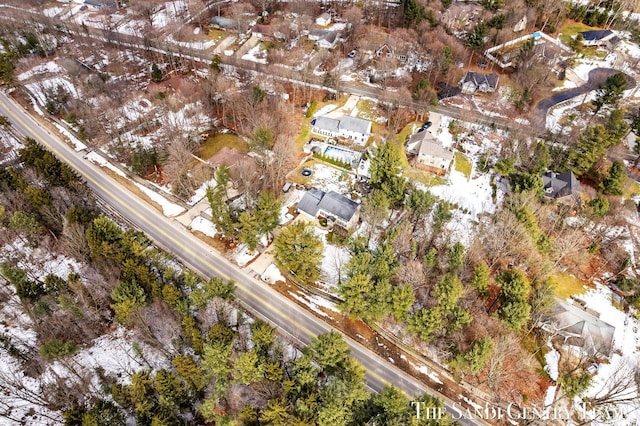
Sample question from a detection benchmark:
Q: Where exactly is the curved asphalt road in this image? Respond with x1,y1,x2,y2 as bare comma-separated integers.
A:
0,91,484,426
533,68,635,127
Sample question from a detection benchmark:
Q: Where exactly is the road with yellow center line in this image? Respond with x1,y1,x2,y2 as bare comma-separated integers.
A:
0,90,483,425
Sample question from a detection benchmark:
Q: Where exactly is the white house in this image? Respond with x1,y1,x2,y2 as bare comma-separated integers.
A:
316,12,331,27
308,29,339,49
311,115,371,145
407,130,453,171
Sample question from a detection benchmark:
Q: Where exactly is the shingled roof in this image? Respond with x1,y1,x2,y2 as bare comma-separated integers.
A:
547,300,615,357
542,171,581,200
297,189,359,222
579,30,614,41
461,71,499,90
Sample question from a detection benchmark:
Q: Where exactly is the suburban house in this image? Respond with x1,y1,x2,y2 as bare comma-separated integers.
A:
84,0,118,9
406,130,453,173
579,30,619,48
308,29,339,49
459,71,500,94
297,188,360,229
251,24,283,41
375,44,394,58
542,170,581,204
311,115,371,145
543,299,615,358
210,16,247,32
315,12,331,27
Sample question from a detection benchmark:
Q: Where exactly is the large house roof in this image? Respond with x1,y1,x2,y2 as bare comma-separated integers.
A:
297,189,359,222
313,115,371,135
313,116,340,132
579,30,614,41
542,171,581,199
408,131,453,161
309,29,338,44
339,116,371,135
547,300,615,357
461,71,499,89
296,187,324,217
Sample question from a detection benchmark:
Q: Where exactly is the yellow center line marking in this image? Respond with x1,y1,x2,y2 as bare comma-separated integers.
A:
3,102,320,338
5,101,417,396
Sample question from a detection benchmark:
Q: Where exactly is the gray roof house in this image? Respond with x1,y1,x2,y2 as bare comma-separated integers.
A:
406,130,453,173
579,30,619,47
311,115,371,145
308,29,339,49
297,188,360,229
544,299,615,358
210,16,246,32
459,71,500,94
542,171,581,204
84,0,118,9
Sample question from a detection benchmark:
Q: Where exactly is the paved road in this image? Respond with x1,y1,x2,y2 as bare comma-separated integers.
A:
0,5,535,136
0,91,484,425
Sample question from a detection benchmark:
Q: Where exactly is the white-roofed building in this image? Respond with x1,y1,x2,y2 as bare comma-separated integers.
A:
311,115,372,145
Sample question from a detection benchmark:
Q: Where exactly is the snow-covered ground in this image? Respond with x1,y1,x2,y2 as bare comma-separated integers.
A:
242,43,268,64
233,244,259,267
189,216,217,237
134,182,186,217
288,291,340,318
429,170,496,219
24,77,80,107
17,61,64,81
152,1,188,29
54,122,87,151
319,234,351,289
544,344,560,381
546,91,596,132
303,163,352,195
577,284,640,422
1,239,82,282
166,34,217,51
261,263,286,284
188,179,216,206
85,151,127,177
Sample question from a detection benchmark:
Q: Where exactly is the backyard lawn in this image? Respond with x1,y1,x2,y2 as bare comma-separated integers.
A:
198,133,249,160
558,21,597,46
553,272,588,300
454,152,473,179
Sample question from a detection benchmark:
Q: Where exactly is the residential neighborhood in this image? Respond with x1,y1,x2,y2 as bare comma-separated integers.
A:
0,0,639,424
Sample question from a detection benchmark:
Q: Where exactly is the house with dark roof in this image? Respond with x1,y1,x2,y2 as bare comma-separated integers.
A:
579,30,619,48
406,130,453,173
252,24,283,41
296,188,360,229
542,171,581,204
308,29,339,49
543,299,615,358
311,115,371,145
459,71,500,94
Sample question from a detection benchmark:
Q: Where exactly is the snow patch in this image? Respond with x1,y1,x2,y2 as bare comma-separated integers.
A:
134,183,186,217
85,151,126,177
189,216,217,237
261,263,285,284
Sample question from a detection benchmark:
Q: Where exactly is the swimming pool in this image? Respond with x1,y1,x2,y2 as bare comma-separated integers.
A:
324,145,360,166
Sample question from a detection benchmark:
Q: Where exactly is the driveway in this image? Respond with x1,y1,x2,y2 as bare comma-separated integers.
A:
532,68,635,128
